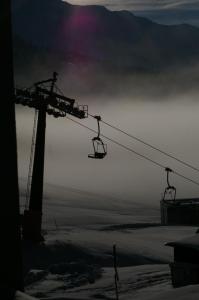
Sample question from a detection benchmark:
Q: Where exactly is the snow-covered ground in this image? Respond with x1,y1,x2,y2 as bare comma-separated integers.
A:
20,183,199,300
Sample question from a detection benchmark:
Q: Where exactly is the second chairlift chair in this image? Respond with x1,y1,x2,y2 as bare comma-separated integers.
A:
88,116,107,159
162,167,177,201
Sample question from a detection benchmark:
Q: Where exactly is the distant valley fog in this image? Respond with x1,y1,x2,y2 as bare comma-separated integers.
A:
15,61,199,100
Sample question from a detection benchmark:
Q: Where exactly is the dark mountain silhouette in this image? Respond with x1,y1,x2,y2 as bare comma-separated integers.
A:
12,0,199,73
134,9,199,27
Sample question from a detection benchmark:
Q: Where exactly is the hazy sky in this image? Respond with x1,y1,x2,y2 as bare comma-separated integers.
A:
65,0,199,11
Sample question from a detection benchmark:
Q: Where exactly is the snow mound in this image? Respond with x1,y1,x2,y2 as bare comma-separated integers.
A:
100,223,161,231
24,269,48,286
23,240,104,275
15,291,38,300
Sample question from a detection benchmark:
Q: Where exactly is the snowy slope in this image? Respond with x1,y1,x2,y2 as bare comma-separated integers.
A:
19,182,199,300
17,282,199,300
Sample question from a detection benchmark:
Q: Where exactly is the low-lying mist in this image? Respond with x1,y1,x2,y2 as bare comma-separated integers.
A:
14,55,199,101
15,67,199,209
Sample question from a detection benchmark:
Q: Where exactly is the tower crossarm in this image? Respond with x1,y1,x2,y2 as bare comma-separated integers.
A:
14,87,88,119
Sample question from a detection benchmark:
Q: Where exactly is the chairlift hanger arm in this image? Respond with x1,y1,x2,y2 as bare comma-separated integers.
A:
94,115,101,138
163,167,176,201
165,167,173,188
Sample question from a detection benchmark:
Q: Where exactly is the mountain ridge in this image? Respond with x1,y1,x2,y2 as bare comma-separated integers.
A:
12,0,199,80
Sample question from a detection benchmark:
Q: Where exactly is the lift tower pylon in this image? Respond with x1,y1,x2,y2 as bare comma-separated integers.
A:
23,72,57,242
15,73,88,242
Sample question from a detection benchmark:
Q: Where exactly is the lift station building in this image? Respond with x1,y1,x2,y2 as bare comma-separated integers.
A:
160,198,199,226
166,234,199,287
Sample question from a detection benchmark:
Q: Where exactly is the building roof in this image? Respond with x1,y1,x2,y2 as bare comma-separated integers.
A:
166,234,199,251
161,198,199,205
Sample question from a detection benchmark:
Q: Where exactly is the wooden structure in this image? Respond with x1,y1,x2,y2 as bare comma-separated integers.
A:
166,234,199,287
160,198,199,225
